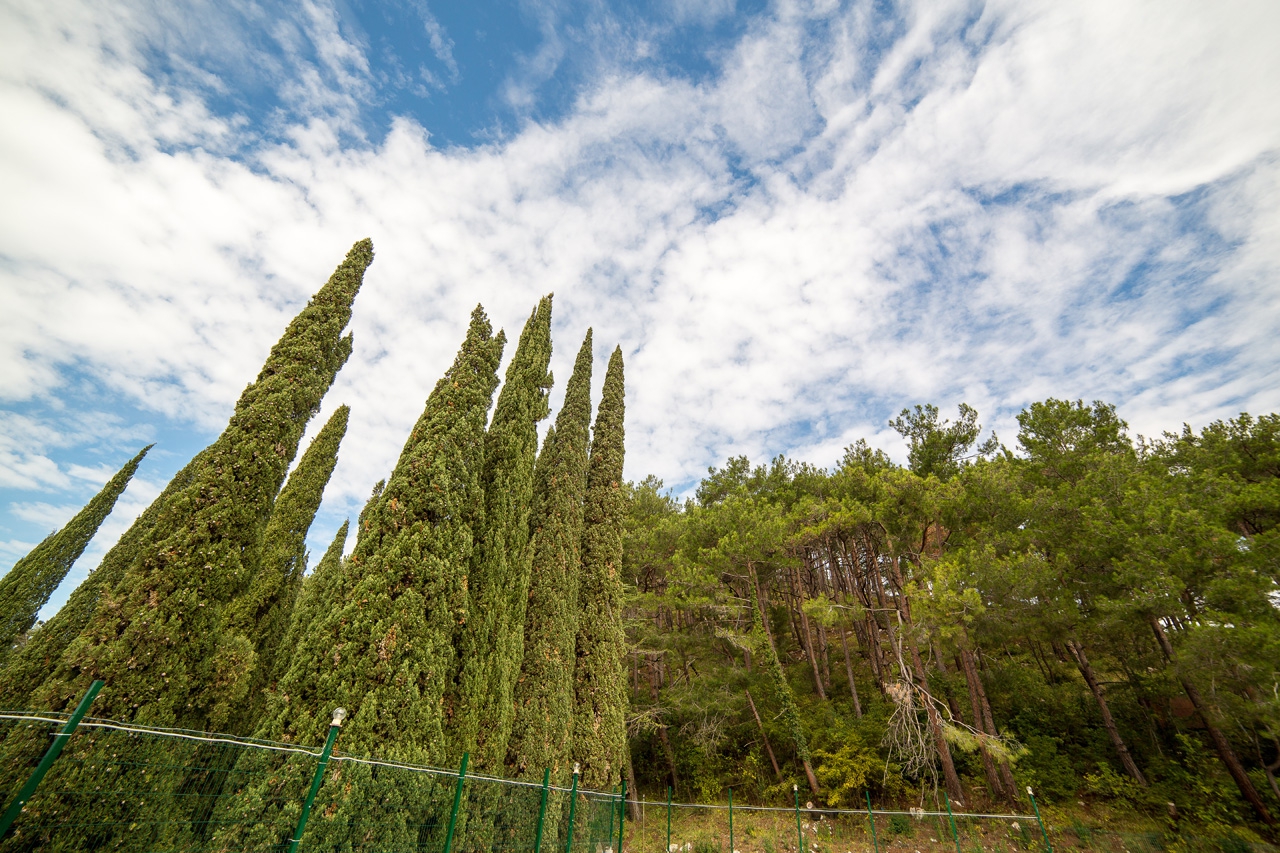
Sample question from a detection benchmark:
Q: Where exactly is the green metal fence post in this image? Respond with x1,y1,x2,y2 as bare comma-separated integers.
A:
565,763,580,853
442,752,470,853
288,706,346,853
1027,787,1052,853
618,778,627,853
864,791,878,853
728,788,734,853
666,785,672,853
792,784,803,853
534,768,551,853
0,678,103,839
943,792,960,853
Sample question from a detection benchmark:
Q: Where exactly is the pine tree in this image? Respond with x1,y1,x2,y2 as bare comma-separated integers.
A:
0,445,150,667
0,449,210,709
507,329,593,783
572,346,627,790
27,239,370,731
453,296,553,769
211,306,505,851
229,405,349,732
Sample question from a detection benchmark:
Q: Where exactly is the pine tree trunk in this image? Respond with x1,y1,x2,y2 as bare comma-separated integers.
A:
1065,639,1147,786
795,569,826,700
746,688,783,781
959,648,1004,799
657,725,680,794
1150,617,1275,826
839,629,863,717
889,562,963,804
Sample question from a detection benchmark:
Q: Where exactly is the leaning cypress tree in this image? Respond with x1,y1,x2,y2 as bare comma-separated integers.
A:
28,238,371,728
506,329,594,783
228,405,349,733
0,448,210,709
572,346,628,790
0,445,150,666
211,307,505,852
452,296,553,769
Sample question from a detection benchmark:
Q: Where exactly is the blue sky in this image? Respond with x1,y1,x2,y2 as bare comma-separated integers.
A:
2,0,1279,618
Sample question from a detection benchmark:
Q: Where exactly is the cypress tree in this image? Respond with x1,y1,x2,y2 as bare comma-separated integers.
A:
507,329,594,782
0,445,150,667
572,346,628,790
229,405,349,732
453,296,553,769
27,238,370,728
265,518,349,692
211,306,505,851
0,449,210,709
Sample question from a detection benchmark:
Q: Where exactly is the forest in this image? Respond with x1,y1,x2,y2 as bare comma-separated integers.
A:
621,401,1280,839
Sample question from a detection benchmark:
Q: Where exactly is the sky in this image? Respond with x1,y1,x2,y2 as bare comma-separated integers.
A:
2,0,1278,619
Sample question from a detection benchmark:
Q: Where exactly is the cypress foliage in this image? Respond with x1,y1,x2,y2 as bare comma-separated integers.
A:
0,450,209,709
28,238,371,729
453,296,553,769
211,307,505,851
266,518,349,691
229,405,349,732
572,346,628,790
0,445,150,666
507,329,594,783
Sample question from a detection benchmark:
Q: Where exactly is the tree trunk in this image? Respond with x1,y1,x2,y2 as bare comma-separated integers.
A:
840,629,863,717
884,552,963,803
1065,639,1148,786
746,688,783,781
959,648,1004,799
625,746,641,820
796,570,827,700
1150,616,1275,826
817,624,832,693
972,649,1017,796
657,725,680,794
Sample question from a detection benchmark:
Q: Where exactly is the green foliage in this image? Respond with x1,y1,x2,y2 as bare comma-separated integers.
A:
0,444,149,666
812,735,877,807
574,346,627,790
508,328,594,784
230,405,349,732
211,304,504,851
455,296,553,770
890,402,996,481
30,239,371,730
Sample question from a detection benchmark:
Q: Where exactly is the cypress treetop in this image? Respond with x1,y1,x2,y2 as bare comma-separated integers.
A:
573,345,628,790
0,449,209,709
30,239,372,729
507,328,594,782
0,445,150,666
264,518,348,693
453,296,553,769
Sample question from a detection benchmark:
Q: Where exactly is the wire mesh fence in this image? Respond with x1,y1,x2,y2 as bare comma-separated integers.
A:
0,701,1275,853
0,704,624,853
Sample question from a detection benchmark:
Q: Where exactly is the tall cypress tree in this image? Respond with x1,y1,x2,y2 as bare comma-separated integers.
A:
572,346,628,790
0,445,150,666
229,405,349,732
29,238,371,729
507,329,594,782
453,296,553,769
265,518,349,693
212,307,505,851
0,449,209,709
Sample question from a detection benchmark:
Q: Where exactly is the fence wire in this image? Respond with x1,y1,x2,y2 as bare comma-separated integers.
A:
0,713,1275,853
0,713,623,853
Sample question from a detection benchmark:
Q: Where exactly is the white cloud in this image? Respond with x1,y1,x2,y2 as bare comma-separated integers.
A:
2,0,1279,609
